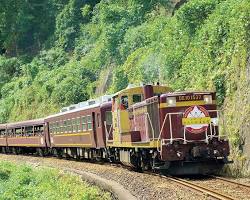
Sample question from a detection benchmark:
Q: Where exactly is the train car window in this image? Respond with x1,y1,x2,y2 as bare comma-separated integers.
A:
76,117,80,132
53,123,55,134
0,129,5,137
15,128,22,137
105,111,112,125
72,118,76,132
40,125,44,132
67,119,72,132
53,122,56,134
34,125,43,136
26,126,33,136
97,113,100,127
51,123,55,134
66,120,69,132
56,122,60,134
52,123,55,134
82,116,87,131
60,121,63,133
49,122,53,133
53,123,56,134
7,129,10,137
63,120,67,133
9,129,14,137
87,115,92,130
133,94,142,103
121,95,128,109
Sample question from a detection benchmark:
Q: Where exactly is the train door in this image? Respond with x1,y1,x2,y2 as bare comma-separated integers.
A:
92,112,97,148
119,94,130,133
95,111,105,148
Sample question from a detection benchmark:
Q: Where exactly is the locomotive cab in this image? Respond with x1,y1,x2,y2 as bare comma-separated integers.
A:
110,84,171,143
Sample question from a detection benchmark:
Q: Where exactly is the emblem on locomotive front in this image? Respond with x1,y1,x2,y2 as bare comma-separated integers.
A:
182,106,211,134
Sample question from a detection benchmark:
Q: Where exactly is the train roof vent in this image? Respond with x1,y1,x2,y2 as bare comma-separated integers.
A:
78,101,88,108
100,95,113,103
69,105,77,110
88,100,97,105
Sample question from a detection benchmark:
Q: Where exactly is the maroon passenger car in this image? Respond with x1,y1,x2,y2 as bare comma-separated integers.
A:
0,124,7,150
5,119,47,154
45,97,112,159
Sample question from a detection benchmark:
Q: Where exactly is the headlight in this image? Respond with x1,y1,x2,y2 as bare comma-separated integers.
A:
167,97,176,107
204,95,212,104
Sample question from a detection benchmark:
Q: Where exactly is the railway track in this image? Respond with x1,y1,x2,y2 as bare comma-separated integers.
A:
164,176,236,200
0,153,249,200
172,175,250,200
210,175,250,189
143,171,241,200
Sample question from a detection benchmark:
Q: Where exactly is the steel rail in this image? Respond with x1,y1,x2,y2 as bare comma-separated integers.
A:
210,175,250,189
143,171,236,200
164,176,236,200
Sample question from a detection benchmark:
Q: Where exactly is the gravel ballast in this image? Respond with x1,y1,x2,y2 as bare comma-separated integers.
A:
0,154,205,200
1,154,250,200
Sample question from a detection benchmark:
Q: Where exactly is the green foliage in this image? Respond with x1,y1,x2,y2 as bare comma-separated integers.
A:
0,161,111,200
0,0,250,173
176,0,221,35
0,0,63,56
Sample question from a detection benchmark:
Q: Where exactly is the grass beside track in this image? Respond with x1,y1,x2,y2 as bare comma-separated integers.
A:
0,161,111,200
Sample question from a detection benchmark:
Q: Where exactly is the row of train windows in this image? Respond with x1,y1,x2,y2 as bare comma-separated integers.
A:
49,115,92,134
0,126,44,137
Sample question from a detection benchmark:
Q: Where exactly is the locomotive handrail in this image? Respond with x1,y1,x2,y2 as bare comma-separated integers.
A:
157,110,228,153
157,112,183,152
145,112,155,141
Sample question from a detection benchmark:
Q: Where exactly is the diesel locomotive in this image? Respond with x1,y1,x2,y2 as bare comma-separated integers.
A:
0,84,230,175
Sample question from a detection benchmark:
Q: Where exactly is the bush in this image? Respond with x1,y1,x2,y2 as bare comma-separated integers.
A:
0,161,111,200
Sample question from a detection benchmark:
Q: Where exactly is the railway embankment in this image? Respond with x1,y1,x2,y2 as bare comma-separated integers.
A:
0,154,203,200
0,159,111,200
1,154,250,200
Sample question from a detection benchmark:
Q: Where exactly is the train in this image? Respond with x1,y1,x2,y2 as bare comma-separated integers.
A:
0,84,230,175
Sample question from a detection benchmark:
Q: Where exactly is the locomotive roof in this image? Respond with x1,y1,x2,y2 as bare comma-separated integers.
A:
113,84,171,97
161,91,215,97
7,118,45,129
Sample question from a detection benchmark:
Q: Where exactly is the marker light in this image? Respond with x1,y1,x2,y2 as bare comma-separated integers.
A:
167,97,176,107
204,95,212,104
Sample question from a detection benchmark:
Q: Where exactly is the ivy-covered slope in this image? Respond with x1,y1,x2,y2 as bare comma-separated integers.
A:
0,0,249,173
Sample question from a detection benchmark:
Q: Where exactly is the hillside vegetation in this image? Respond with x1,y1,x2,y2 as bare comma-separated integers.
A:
0,0,249,173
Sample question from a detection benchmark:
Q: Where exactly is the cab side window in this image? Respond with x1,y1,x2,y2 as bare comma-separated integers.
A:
121,95,128,109
133,94,142,103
